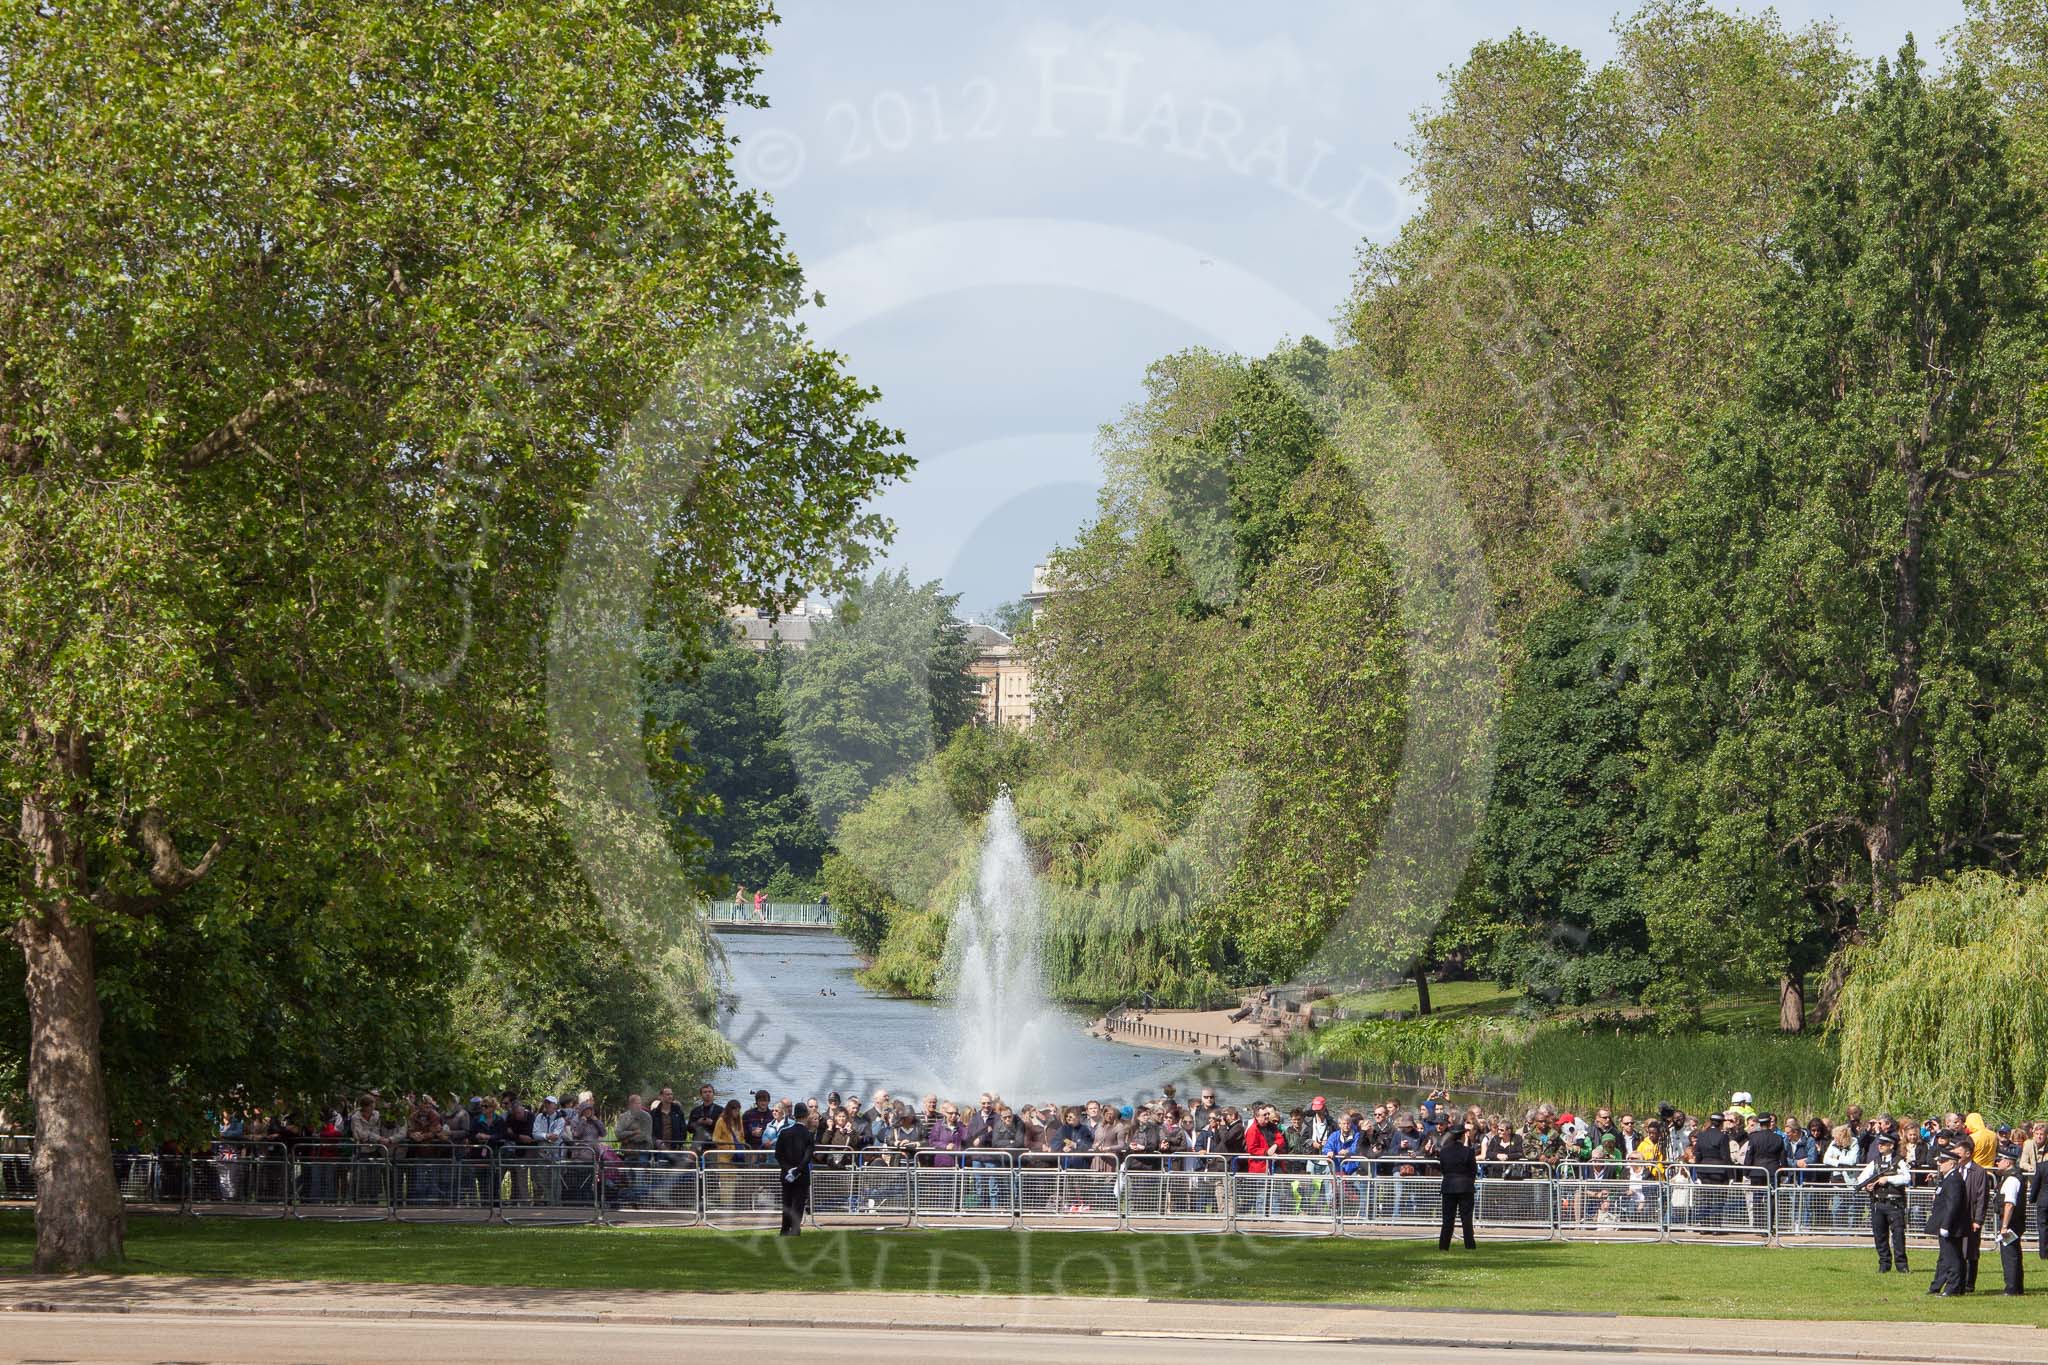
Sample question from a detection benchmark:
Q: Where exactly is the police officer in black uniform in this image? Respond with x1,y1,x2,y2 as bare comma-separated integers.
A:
1995,1147,2026,1295
1855,1131,1911,1273
1436,1122,1478,1250
774,1101,817,1236
1927,1149,1972,1296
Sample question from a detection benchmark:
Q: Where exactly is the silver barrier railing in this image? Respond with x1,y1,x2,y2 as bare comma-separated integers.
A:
1475,1161,1554,1239
1,1131,1988,1243
1338,1156,1443,1237
1233,1153,1343,1235
293,1141,393,1220
601,1145,701,1225
1660,1163,1771,1241
388,1142,495,1221
699,1147,781,1228
1124,1153,1232,1232
496,1145,602,1225
1014,1150,1119,1226
1905,1182,1937,1245
0,1136,34,1207
190,1140,293,1216
1551,1159,1667,1239
1772,1169,1875,1243
811,1148,911,1227
910,1148,1016,1226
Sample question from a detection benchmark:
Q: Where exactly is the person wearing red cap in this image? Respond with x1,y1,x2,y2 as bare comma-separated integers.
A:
1302,1096,1332,1150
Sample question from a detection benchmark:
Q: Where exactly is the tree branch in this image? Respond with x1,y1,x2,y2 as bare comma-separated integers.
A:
175,378,334,470
135,809,224,893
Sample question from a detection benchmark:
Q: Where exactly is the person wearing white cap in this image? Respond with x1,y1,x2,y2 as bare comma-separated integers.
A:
531,1095,569,1205
1729,1092,1757,1121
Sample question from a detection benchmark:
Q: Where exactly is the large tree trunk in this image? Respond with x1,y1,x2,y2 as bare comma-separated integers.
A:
1412,963,1433,1017
1777,971,1806,1034
13,908,123,1269
15,725,124,1270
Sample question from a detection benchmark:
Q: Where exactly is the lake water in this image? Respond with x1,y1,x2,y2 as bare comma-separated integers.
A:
708,932,1409,1114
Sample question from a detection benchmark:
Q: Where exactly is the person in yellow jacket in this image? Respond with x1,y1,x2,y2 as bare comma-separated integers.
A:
1967,1113,1998,1170
1634,1124,1668,1179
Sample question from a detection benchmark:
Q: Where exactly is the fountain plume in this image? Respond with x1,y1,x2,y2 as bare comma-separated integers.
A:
942,788,1077,1096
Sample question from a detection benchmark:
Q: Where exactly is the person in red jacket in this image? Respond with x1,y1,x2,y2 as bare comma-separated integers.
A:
1243,1103,1289,1219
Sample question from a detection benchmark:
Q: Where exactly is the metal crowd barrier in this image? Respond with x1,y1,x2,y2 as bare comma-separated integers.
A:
1232,1154,1342,1234
1475,1161,1554,1238
1553,1160,1674,1239
700,1147,781,1228
1661,1164,1772,1241
1014,1152,1120,1226
810,1148,911,1227
190,1140,294,1216
1124,1154,1231,1232
0,1133,2010,1244
603,1145,702,1225
1338,1156,1444,1236
909,1148,1016,1227
1,1140,35,1206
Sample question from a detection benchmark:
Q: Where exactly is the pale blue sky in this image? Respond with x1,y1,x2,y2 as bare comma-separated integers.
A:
730,2,1963,619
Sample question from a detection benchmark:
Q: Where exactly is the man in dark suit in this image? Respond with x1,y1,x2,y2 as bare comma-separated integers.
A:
774,1101,817,1236
1928,1149,1972,1296
1957,1138,1990,1292
1437,1122,1478,1251
1744,1114,1787,1186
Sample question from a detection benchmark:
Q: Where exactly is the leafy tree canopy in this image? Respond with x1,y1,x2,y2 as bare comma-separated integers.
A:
0,0,903,1269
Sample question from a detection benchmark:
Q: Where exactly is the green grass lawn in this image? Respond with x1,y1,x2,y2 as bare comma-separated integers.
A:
1325,980,1517,1017
3,1213,2042,1325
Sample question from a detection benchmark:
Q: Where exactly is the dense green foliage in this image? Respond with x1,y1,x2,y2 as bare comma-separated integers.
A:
648,632,828,898
1633,43,2048,1014
838,339,1412,1007
0,0,904,1267
782,569,978,832
1472,529,1657,1004
1832,871,2048,1117
1352,0,1856,642
1308,1012,1844,1123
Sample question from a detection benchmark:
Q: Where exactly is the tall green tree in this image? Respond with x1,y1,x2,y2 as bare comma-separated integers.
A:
0,0,902,1269
782,569,977,831
1033,340,1335,801
647,632,829,895
1351,1,1855,640
1473,528,1658,1006
1637,42,2048,1021
1955,1,2048,189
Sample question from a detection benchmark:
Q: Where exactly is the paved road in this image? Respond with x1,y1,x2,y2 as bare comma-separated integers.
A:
0,1314,1915,1363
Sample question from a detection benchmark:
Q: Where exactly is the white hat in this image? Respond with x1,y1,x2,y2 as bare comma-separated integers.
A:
1732,1091,1752,1105
543,1095,559,1104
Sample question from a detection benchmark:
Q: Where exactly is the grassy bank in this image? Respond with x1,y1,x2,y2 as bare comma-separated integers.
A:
1304,1006,1845,1119
1,1214,2040,1324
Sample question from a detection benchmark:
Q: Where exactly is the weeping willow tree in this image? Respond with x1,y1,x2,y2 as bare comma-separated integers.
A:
1830,872,2048,1119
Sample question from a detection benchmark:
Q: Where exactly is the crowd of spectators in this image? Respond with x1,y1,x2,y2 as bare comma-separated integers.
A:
10,1085,2040,1223
157,1084,2048,1189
